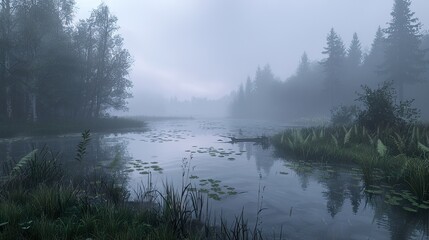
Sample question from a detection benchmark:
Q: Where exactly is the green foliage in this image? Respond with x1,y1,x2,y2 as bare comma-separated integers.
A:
356,81,420,130
4,147,63,189
10,150,38,177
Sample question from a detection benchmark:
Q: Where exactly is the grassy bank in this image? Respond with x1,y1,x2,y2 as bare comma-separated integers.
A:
272,125,429,202
0,117,146,139
0,134,274,240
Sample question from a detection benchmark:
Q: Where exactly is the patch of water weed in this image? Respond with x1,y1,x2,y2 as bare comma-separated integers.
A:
127,160,164,174
191,177,239,200
364,185,429,213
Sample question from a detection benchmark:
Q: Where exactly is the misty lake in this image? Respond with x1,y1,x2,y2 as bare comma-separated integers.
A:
1,119,428,240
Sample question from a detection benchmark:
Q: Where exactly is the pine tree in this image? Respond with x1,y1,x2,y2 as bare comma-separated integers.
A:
364,27,387,76
296,52,310,76
321,28,346,104
347,33,362,68
244,76,253,100
383,0,427,99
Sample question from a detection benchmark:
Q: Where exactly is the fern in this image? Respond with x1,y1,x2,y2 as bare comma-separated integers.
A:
377,139,387,157
10,149,38,177
75,130,91,162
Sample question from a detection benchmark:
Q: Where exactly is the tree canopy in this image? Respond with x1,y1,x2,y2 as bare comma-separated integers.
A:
0,1,132,122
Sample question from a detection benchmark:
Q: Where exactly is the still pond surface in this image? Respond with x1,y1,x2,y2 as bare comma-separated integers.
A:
1,119,428,240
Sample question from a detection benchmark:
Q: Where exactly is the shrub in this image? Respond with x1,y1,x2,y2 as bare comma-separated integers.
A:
356,81,420,130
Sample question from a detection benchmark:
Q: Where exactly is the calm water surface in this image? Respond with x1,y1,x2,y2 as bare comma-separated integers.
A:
1,119,428,240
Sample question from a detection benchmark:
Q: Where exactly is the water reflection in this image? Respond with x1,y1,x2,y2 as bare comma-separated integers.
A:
282,159,429,239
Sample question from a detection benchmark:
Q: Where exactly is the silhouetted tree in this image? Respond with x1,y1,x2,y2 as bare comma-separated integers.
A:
344,33,363,98
321,28,346,105
363,27,387,85
383,0,427,99
347,33,362,68
296,52,310,76
74,4,132,118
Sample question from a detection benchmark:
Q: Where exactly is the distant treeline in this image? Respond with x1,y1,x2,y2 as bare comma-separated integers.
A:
0,0,132,122
230,0,429,121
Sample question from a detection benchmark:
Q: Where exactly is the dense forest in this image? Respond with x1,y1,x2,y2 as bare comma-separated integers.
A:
231,0,429,122
0,0,132,122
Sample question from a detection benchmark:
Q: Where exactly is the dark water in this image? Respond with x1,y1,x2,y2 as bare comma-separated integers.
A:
1,119,428,240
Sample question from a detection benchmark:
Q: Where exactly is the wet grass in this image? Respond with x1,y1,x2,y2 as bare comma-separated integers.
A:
272,124,429,207
0,117,146,139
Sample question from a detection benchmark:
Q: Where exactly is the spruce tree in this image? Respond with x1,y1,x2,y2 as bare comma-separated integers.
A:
297,52,310,76
364,27,386,75
347,33,362,68
321,28,346,104
383,0,426,99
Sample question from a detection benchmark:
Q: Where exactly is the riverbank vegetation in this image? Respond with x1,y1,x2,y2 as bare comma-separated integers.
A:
0,132,275,240
272,82,429,212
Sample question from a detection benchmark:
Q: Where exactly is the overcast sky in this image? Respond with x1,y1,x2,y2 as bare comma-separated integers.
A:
74,0,429,103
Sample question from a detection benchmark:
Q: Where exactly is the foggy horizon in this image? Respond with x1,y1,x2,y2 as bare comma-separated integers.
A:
75,0,429,117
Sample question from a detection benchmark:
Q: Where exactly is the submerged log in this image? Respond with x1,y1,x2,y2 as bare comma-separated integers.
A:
229,136,268,143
